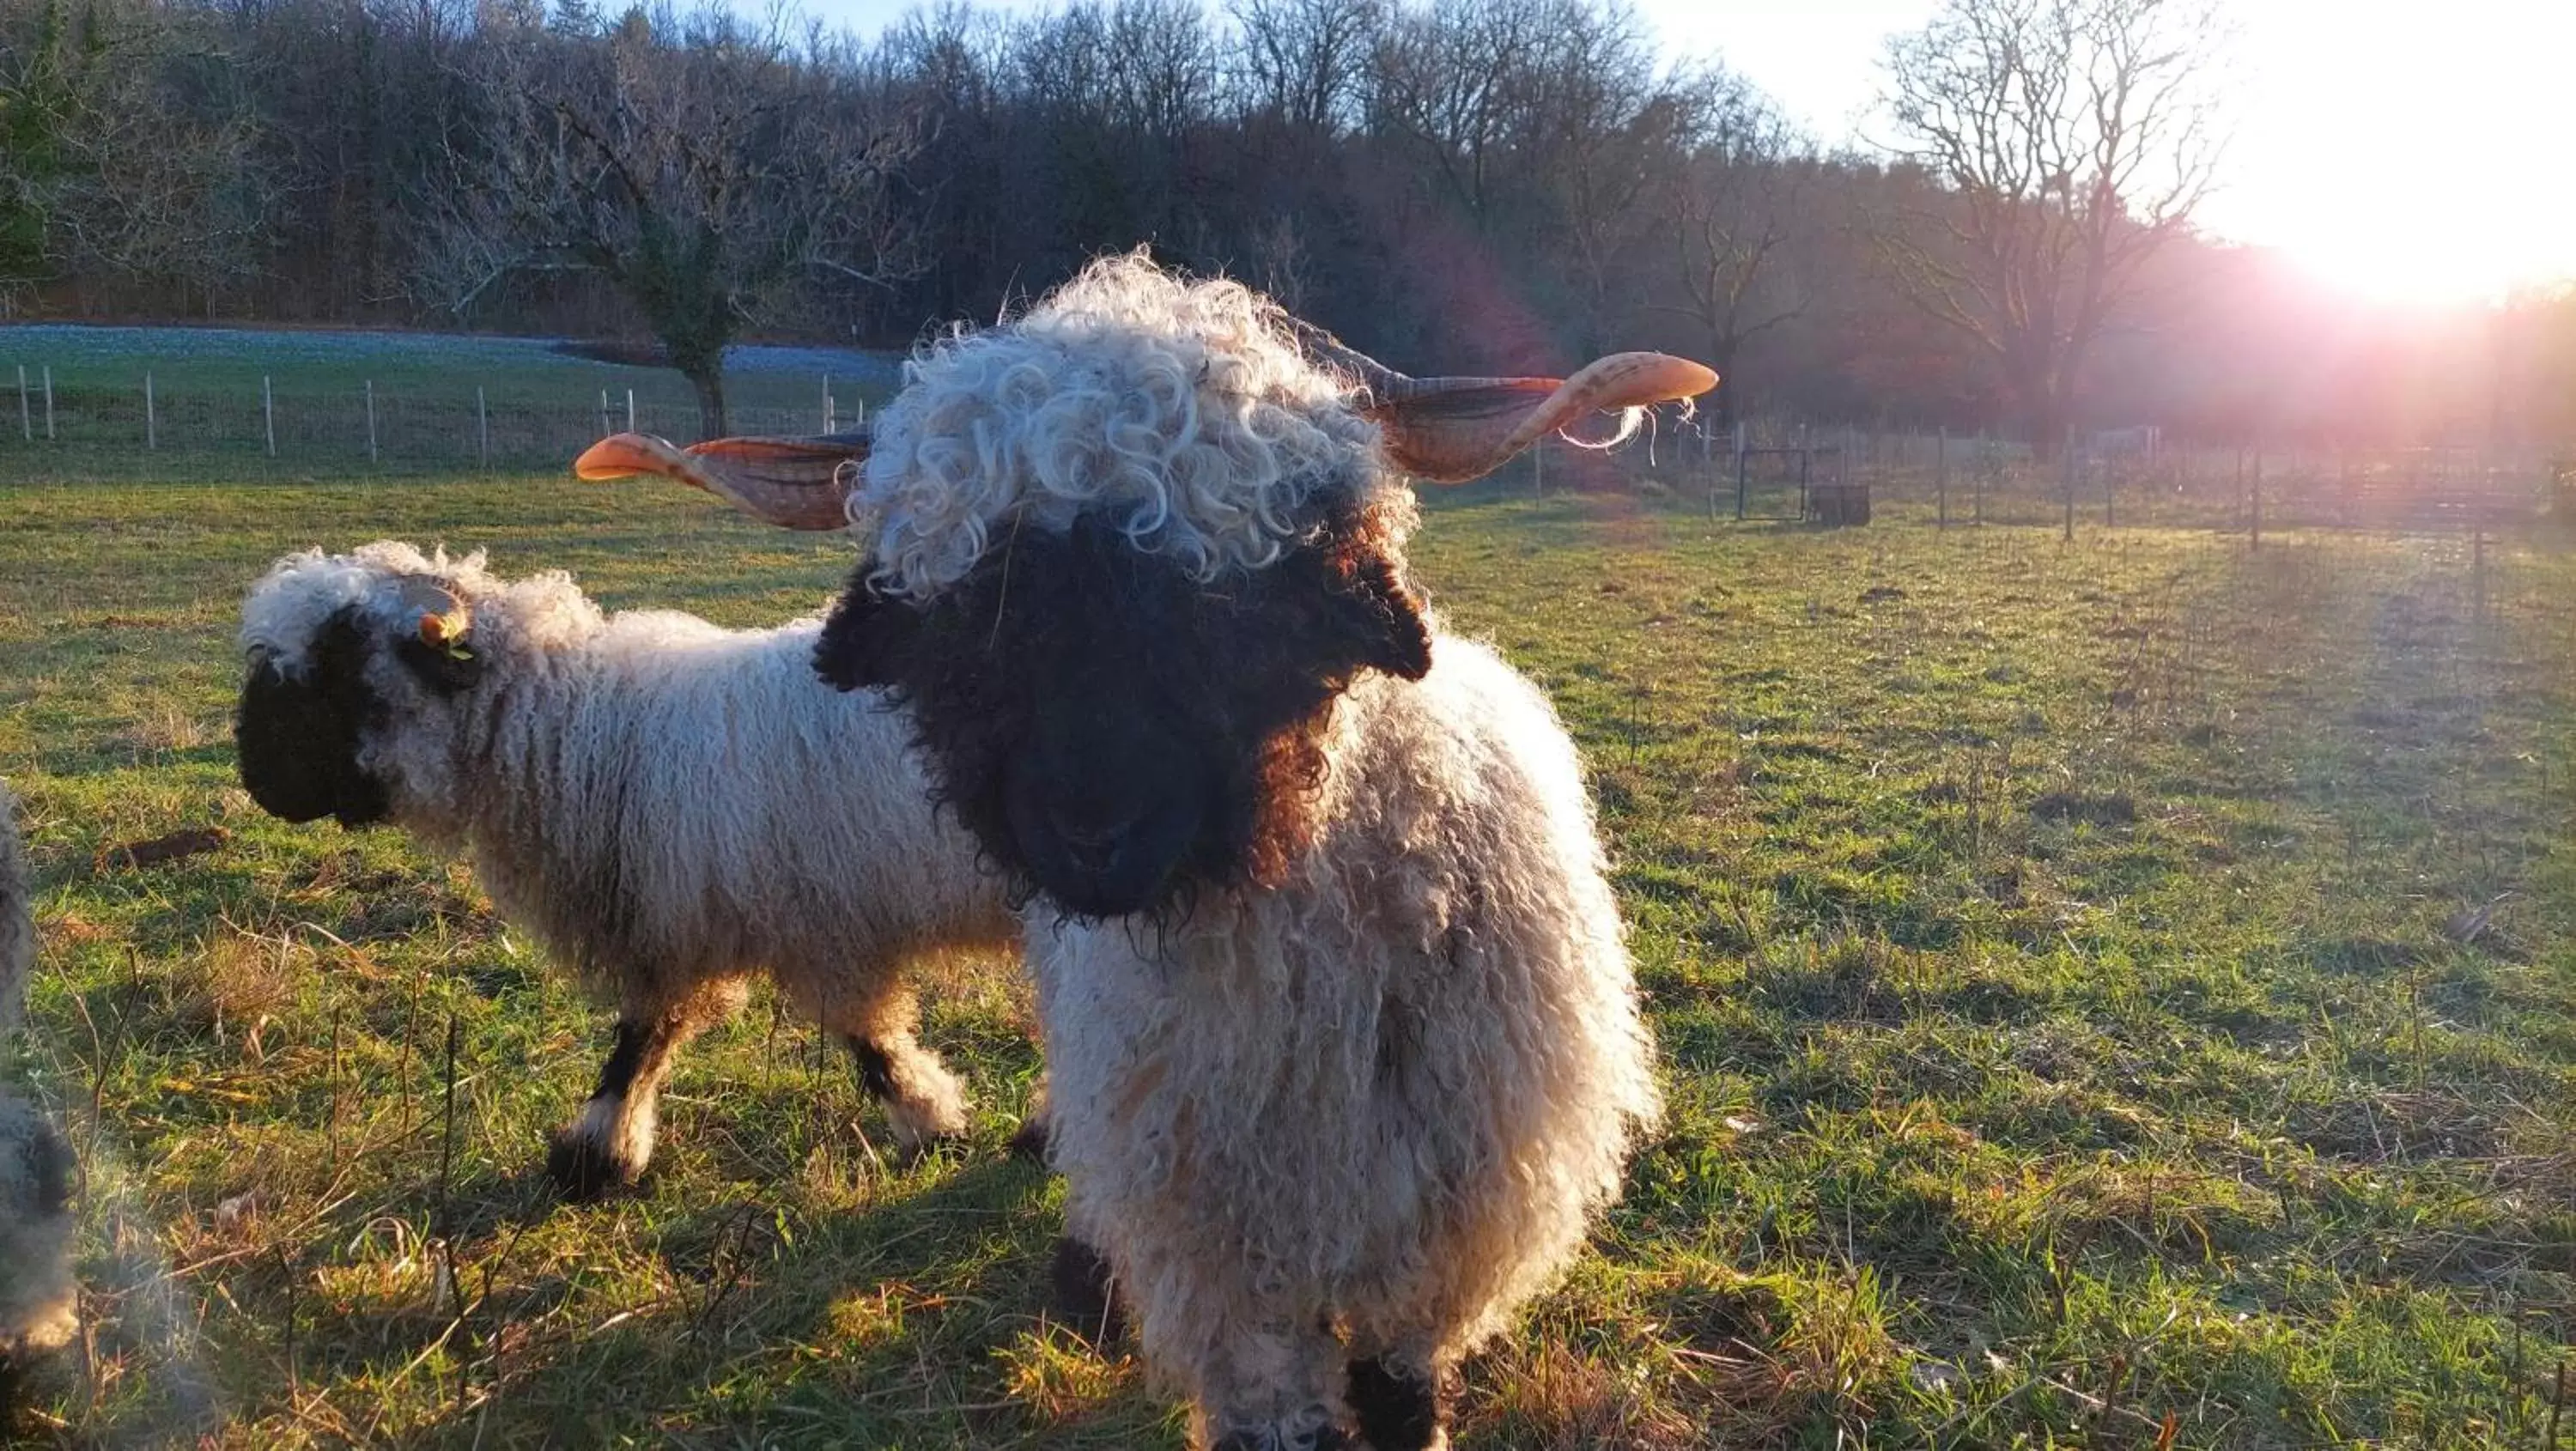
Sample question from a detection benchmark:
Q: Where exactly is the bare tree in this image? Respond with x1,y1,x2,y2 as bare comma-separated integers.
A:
1366,0,1555,228
0,0,275,312
419,6,921,435
1656,66,1812,428
1230,0,1380,133
1875,0,2227,452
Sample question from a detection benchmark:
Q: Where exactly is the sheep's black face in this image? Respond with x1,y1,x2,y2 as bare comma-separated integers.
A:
817,499,1431,920
237,609,396,828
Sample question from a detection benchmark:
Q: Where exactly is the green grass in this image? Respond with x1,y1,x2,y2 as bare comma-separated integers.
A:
3,472,2573,1448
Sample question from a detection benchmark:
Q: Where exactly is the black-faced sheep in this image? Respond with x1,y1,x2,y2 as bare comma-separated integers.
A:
0,783,79,1412
234,543,1021,1199
580,256,1713,1449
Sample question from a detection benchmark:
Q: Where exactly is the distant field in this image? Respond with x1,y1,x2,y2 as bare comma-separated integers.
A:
1,477,2572,1448
0,325,902,478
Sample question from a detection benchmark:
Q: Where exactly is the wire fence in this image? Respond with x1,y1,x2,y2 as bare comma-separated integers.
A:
1496,417,2571,538
7,361,2567,544
0,365,866,480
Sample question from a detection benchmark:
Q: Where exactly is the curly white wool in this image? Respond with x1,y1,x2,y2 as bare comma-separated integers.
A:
855,251,1390,598
0,784,80,1372
1036,630,1661,1442
240,543,1018,1180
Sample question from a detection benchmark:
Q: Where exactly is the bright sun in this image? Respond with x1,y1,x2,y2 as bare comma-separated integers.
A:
2203,0,2576,306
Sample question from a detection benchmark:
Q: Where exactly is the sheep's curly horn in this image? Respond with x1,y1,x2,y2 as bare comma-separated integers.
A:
574,430,872,531
1289,321,1718,483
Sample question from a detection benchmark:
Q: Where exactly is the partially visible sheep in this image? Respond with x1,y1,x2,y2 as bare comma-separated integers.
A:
0,782,79,1410
581,255,1710,1449
235,543,1021,1199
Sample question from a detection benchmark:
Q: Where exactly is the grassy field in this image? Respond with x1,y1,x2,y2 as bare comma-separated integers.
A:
2,470,2573,1448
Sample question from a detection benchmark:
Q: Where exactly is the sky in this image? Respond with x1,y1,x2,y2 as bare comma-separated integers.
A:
799,0,2576,305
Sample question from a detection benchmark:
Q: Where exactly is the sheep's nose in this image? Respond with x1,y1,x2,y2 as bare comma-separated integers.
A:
1055,822,1124,874
1049,804,1136,874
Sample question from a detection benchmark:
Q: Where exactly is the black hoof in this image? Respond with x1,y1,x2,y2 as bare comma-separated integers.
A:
545,1132,641,1203
897,1132,969,1169
1347,1357,1445,1451
1006,1115,1052,1163
1048,1234,1127,1344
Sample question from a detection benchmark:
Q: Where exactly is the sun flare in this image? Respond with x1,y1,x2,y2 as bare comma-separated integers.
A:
2204,0,2576,306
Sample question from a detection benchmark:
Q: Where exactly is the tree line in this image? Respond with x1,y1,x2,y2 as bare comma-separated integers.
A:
3,0,2569,447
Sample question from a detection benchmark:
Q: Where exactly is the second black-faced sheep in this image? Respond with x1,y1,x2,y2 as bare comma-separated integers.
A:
235,543,1021,1199
581,255,1713,1449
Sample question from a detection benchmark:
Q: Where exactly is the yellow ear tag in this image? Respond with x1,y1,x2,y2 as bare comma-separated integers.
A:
418,610,475,662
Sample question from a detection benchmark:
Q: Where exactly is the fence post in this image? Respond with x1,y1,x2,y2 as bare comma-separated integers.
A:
2473,513,2488,618
1797,423,1812,519
2061,425,2075,542
477,386,489,470
1734,421,1748,521
365,380,377,463
823,373,835,434
625,388,635,433
1935,426,1948,530
264,375,276,457
40,366,52,440
2254,447,2265,549
145,372,156,450
15,365,26,442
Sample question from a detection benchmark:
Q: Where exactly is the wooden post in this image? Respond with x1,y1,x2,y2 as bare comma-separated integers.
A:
15,365,26,442
2062,425,2075,542
264,375,276,456
365,380,377,463
1735,421,1748,520
1936,427,1948,530
2250,446,2263,551
145,372,156,450
1797,423,1812,519
40,366,52,440
477,386,489,470
2473,513,2488,618
1975,433,1987,525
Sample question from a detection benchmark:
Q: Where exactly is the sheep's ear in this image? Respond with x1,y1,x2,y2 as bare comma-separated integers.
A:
1320,545,1433,684
391,603,484,696
814,571,920,692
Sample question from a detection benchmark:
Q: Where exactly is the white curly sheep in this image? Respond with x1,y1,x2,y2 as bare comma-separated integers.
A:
235,543,1022,1199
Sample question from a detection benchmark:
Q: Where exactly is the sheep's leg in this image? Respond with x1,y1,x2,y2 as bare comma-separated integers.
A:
1006,1076,1053,1163
830,984,969,1155
548,978,744,1200
1047,1232,1127,1344
1344,1354,1449,1451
